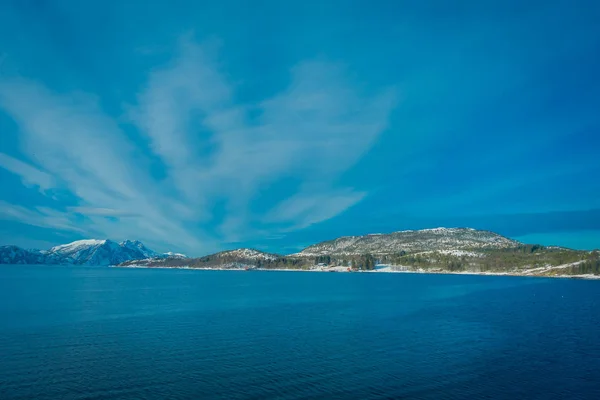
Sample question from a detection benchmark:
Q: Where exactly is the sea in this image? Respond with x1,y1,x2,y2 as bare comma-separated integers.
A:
1,265,599,400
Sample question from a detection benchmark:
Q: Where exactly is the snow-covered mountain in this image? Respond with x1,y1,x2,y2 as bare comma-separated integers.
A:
292,227,521,257
0,239,186,266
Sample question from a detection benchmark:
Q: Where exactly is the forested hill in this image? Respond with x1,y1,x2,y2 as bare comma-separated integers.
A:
291,227,519,256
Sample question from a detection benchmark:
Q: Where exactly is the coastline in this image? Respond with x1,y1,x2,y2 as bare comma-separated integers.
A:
110,264,600,280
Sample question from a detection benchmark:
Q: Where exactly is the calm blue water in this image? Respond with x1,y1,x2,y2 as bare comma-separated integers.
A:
1,265,599,399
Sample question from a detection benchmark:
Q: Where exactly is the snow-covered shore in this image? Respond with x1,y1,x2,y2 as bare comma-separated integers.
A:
112,264,600,279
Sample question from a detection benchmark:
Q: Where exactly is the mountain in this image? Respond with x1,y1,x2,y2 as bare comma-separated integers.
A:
45,239,150,265
292,227,520,257
0,239,186,266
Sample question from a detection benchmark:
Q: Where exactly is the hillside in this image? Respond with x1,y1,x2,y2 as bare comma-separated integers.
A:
120,248,280,269
293,228,520,257
116,228,599,277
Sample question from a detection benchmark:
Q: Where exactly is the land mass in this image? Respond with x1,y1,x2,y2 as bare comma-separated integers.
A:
2,227,598,278
117,228,600,278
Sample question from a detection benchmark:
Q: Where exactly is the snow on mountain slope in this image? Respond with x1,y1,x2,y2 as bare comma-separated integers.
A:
43,239,147,265
120,240,158,258
49,239,107,253
216,248,278,261
119,247,279,268
292,227,521,257
163,252,187,259
46,239,111,263
0,239,186,266
118,248,277,268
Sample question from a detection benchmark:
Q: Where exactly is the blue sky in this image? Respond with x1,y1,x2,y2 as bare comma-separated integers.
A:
0,0,599,255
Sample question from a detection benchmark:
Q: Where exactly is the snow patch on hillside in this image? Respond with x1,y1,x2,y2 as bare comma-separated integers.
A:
164,252,187,258
220,248,278,261
424,250,485,258
522,260,585,275
50,239,107,253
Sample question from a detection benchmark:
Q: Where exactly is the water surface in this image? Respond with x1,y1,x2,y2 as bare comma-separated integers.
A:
1,265,599,399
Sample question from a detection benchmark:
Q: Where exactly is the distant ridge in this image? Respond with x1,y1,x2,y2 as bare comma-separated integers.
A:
119,247,279,269
0,239,186,266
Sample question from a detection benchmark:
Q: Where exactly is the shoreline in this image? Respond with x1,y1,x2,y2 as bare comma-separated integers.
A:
111,265,600,280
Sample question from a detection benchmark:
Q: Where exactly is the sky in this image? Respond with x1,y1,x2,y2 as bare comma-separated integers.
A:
0,0,599,256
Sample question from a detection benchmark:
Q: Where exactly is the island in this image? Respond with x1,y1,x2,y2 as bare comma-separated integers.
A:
116,228,600,279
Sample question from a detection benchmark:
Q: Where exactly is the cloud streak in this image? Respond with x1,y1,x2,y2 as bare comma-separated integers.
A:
0,200,84,233
0,36,395,254
0,152,56,191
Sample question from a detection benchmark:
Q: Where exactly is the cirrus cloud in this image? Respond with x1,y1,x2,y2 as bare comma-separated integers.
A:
0,36,396,254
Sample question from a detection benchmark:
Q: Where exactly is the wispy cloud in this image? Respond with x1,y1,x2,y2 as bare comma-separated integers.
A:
265,190,368,231
0,152,56,191
68,207,140,218
0,36,395,254
0,200,84,233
